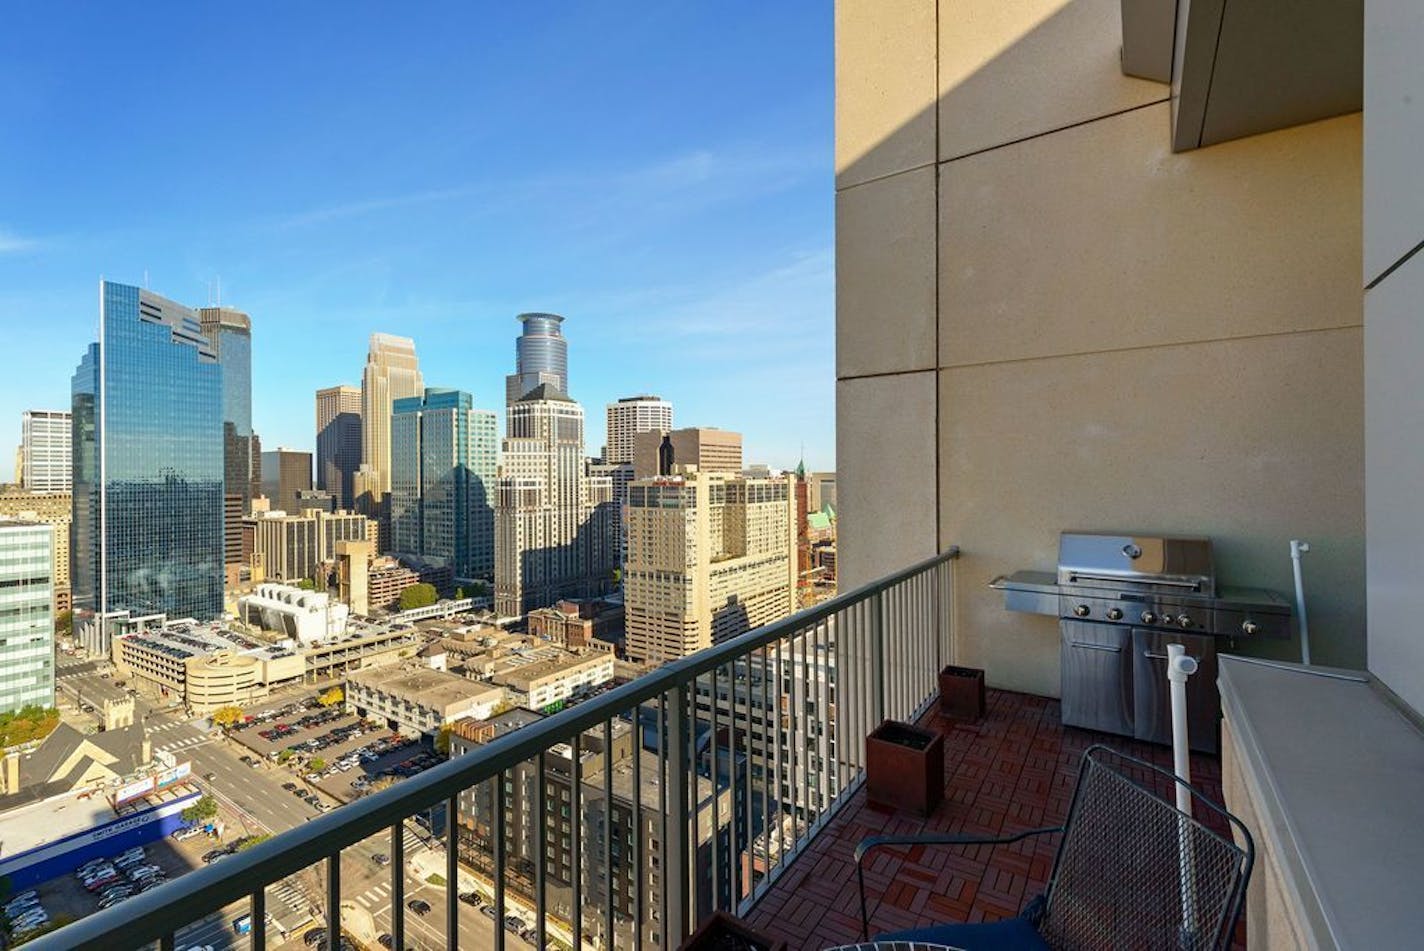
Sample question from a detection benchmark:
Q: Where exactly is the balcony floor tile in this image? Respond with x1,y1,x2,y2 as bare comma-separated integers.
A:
744,688,1246,949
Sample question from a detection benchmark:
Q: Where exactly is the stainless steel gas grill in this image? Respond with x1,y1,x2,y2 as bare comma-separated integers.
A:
991,531,1291,753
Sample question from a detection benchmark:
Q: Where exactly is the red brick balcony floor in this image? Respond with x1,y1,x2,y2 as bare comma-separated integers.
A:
743,688,1242,950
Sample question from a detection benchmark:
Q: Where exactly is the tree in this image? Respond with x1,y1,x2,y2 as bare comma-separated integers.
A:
235,834,270,852
212,706,244,730
309,757,327,772
434,724,453,757
296,577,316,591
454,587,466,600
398,583,438,611
611,567,622,587
181,794,219,825
277,749,294,764
55,609,73,635
317,686,344,708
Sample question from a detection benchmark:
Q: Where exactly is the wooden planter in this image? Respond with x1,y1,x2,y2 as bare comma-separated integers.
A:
679,910,787,951
938,664,986,721
865,719,944,815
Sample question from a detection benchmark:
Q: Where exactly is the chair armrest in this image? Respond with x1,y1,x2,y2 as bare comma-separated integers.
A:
854,826,1063,863
855,826,1062,938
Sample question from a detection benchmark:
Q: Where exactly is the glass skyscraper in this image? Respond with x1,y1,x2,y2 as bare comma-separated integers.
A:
0,521,54,713
199,306,253,568
504,313,568,406
390,388,498,579
72,281,225,621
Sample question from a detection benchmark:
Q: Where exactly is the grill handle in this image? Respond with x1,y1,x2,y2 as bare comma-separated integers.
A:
1144,650,1202,662
1066,641,1122,654
1066,571,1202,590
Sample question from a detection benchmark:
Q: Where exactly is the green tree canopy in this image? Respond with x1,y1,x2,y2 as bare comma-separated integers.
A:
398,582,438,611
55,609,73,635
309,757,327,772
181,794,219,824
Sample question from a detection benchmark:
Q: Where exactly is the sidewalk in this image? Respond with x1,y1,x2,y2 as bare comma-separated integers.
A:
408,846,576,948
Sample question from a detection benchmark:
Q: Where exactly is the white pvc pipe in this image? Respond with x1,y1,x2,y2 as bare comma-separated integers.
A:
1168,643,1199,935
1290,540,1311,665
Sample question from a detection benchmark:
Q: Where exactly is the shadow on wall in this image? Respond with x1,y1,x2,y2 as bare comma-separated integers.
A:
835,0,1365,685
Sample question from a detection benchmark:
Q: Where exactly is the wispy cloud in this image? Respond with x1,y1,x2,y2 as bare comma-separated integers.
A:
0,228,37,254
270,145,822,232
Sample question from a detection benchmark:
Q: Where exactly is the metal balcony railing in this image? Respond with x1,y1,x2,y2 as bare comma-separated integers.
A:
34,547,958,951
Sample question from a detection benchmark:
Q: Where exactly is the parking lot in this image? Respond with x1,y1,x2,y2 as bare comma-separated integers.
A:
228,694,443,805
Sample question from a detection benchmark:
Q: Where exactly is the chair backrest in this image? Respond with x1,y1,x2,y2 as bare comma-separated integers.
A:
1037,746,1253,951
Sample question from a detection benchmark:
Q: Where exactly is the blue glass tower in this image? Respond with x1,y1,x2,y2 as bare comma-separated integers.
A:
71,281,225,621
390,388,498,579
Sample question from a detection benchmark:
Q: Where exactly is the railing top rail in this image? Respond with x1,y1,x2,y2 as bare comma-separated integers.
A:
34,546,959,950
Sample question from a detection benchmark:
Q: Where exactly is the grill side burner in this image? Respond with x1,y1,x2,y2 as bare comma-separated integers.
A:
992,531,1291,753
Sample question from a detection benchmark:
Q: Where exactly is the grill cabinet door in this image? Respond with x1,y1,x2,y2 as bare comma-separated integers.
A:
1059,621,1133,738
1131,629,1219,753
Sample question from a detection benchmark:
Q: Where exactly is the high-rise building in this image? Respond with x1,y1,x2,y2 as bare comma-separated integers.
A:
495,385,618,617
360,334,424,503
0,521,54,713
504,313,568,406
0,491,71,613
72,281,224,621
807,471,837,514
632,427,743,479
243,509,374,583
197,307,253,570
20,410,72,493
315,385,362,509
624,470,797,664
260,447,313,516
604,395,673,466
389,388,498,580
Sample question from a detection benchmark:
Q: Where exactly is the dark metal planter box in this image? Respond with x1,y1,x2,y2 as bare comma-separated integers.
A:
679,910,787,951
865,719,944,816
939,664,986,721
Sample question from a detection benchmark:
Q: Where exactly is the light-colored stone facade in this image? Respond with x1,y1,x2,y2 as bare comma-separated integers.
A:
835,0,1365,695
624,471,797,664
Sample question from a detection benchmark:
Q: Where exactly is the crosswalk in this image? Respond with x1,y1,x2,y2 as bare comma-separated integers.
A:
271,878,309,916
355,880,392,911
156,734,210,754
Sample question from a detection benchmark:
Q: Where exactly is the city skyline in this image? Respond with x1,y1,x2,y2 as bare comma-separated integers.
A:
0,5,834,474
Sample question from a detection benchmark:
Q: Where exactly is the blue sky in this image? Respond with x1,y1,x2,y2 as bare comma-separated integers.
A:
0,3,833,475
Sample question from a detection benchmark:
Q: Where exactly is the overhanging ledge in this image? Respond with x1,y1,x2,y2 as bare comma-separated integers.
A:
1219,655,1424,949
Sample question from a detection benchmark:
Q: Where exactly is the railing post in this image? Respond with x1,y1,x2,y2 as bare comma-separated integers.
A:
871,590,885,726
668,681,692,944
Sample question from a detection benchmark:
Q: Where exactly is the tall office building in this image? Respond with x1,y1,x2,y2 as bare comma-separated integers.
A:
260,447,314,515
0,491,71,613
624,470,797,664
72,281,224,621
197,307,254,569
632,427,743,478
0,521,54,712
390,388,498,579
19,410,72,493
504,313,568,406
316,385,362,509
360,334,424,502
495,386,618,617
243,509,374,583
604,395,673,465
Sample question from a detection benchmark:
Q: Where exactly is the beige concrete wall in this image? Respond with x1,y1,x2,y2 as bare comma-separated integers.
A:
836,0,1365,695
1364,0,1424,715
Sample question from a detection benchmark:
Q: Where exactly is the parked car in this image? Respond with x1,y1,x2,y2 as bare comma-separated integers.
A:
282,781,299,791
504,915,524,933
481,906,497,920
407,898,431,916
457,892,480,906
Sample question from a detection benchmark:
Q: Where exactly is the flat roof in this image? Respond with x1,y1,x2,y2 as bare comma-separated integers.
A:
348,666,503,711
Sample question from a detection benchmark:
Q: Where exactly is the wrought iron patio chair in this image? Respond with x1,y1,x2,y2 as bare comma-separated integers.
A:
854,745,1253,950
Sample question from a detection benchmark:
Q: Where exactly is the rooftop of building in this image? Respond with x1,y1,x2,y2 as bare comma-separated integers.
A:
485,650,609,690
120,618,291,663
516,382,574,403
448,708,547,746
346,665,504,710
0,721,153,812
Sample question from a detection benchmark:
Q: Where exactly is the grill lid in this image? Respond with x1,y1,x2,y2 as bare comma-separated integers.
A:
1057,532,1215,597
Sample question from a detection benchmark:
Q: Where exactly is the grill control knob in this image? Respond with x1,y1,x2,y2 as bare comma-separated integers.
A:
1106,608,1124,621
1072,604,1091,618
1177,615,1195,630
1241,620,1260,636
1140,611,1157,625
